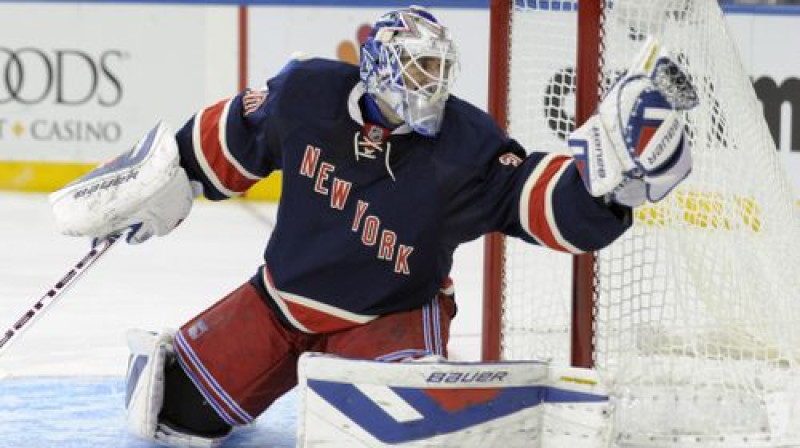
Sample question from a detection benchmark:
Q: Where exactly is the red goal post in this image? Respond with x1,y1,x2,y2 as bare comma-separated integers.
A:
482,0,603,367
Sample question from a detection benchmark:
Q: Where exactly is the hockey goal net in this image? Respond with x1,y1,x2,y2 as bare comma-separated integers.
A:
483,0,800,445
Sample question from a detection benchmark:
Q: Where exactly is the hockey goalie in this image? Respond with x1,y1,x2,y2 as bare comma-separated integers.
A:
49,5,695,447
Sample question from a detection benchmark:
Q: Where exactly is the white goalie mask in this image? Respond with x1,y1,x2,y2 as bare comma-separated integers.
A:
359,6,459,137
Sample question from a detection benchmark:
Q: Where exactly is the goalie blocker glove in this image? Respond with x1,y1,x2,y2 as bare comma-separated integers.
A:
569,37,699,208
49,122,197,244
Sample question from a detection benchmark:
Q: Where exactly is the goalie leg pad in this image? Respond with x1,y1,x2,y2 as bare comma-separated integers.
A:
125,328,230,448
298,353,612,447
125,328,173,439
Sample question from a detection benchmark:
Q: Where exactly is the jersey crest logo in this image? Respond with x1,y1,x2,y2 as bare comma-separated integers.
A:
354,124,391,161
365,123,389,143
498,152,523,167
242,88,267,116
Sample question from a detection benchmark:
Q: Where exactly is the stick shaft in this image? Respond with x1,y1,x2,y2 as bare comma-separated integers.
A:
0,235,121,359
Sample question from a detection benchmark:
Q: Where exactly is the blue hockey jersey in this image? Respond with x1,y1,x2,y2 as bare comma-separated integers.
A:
175,58,630,334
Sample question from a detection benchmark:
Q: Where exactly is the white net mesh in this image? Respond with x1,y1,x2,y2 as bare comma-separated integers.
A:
501,0,800,445
502,0,577,366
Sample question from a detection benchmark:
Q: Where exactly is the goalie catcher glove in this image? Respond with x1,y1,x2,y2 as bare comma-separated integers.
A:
49,122,197,244
569,37,698,208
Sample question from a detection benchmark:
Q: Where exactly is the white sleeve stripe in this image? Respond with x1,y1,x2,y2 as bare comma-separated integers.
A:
545,161,584,254
260,267,313,332
218,100,262,181
518,153,557,246
519,154,584,254
279,290,378,324
261,266,377,333
191,107,239,198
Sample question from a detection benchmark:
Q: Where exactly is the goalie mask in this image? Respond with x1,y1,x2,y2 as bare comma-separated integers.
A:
360,6,459,137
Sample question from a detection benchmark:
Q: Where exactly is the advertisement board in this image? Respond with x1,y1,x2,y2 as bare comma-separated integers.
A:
0,2,237,164
727,10,800,192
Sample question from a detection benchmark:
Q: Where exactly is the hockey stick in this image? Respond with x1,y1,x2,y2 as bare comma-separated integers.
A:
0,234,122,360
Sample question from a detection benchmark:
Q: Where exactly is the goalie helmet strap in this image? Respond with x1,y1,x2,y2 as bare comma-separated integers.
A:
160,360,231,438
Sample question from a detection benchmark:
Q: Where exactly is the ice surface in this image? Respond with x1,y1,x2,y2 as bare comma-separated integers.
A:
0,377,298,448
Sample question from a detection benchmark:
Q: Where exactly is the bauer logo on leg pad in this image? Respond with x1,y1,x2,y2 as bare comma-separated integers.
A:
426,370,508,384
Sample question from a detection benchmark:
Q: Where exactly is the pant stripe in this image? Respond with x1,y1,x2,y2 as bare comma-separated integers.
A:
173,348,239,427
432,297,443,355
174,331,254,425
375,349,431,362
422,303,433,355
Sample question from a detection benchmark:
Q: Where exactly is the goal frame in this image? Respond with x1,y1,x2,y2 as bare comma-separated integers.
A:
481,0,603,368
480,2,800,444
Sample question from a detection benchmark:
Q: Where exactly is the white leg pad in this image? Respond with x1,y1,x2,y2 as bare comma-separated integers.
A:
125,328,173,440
297,353,612,447
125,328,228,448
